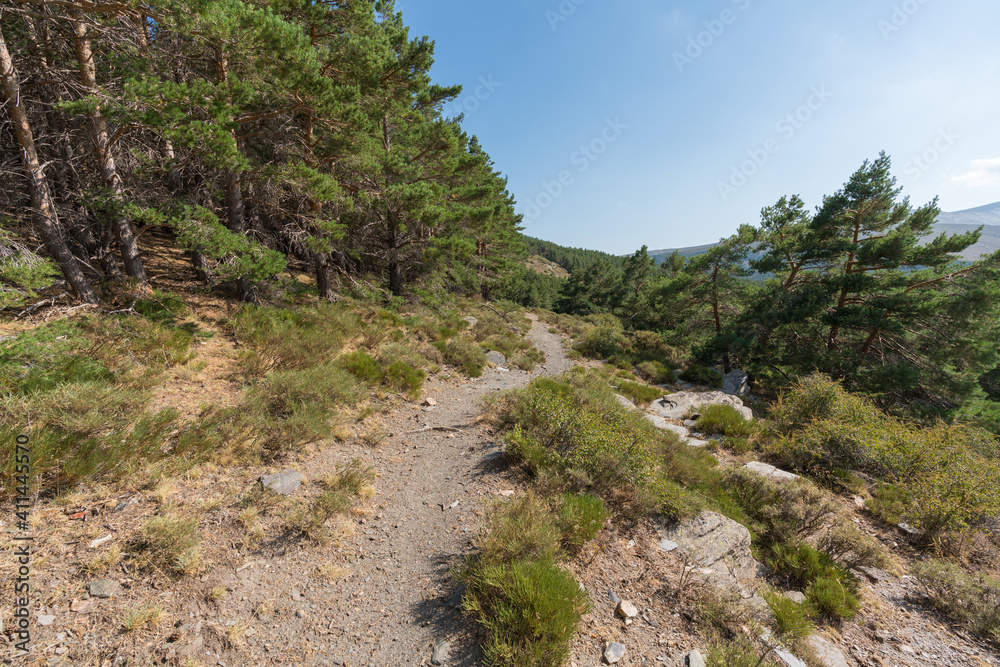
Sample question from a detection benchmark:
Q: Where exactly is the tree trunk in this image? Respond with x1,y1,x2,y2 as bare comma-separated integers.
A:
315,252,333,300
711,263,732,374
0,26,99,303
70,10,148,287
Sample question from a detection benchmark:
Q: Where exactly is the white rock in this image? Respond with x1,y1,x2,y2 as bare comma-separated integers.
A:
651,391,754,421
614,394,637,410
805,635,850,667
616,600,639,619
686,649,706,667
722,369,749,396
743,462,801,483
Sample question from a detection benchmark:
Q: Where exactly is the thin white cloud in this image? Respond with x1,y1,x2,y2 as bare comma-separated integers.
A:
950,157,1000,188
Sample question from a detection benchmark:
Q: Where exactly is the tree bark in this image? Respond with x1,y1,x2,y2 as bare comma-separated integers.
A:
315,252,333,300
71,10,148,287
0,25,99,303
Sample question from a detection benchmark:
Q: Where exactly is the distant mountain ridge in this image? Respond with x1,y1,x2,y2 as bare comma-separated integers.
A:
649,201,1000,264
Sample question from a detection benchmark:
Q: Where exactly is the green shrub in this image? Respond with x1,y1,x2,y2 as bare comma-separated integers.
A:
763,590,814,640
436,337,487,377
337,351,383,384
576,317,627,359
614,379,662,406
680,365,723,388
555,493,607,552
706,635,768,667
636,360,673,384
806,575,859,620
461,557,589,667
383,361,425,398
912,559,1000,642
475,493,563,565
770,374,1000,534
697,405,755,438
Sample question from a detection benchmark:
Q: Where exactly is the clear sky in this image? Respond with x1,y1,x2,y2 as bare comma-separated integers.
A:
395,0,1000,254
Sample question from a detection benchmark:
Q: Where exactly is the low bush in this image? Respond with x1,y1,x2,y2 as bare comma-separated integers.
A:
636,360,673,384
461,557,589,667
436,337,487,377
680,365,723,388
575,316,627,359
767,542,859,620
614,379,662,406
912,559,1000,642
769,374,1000,535
458,492,595,667
697,404,755,438
763,589,814,639
499,376,698,517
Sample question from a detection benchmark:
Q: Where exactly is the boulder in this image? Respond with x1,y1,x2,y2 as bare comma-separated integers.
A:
659,512,760,588
651,391,753,421
644,414,689,438
614,394,637,411
805,635,850,667
462,316,478,328
722,369,749,396
743,462,801,483
485,350,507,366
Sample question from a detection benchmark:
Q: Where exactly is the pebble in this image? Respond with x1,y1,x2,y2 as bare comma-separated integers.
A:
616,600,639,619
89,580,120,599
38,615,56,626
295,610,306,619
604,642,626,663
608,591,621,605
259,469,304,495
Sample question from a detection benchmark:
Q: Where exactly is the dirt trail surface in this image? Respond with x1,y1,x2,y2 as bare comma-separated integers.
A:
178,315,571,667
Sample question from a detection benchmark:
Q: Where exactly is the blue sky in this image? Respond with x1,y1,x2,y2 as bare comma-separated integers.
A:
395,0,1000,254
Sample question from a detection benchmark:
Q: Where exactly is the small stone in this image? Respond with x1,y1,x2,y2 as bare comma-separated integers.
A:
614,394,637,411
89,580,120,599
683,419,698,428
423,397,437,407
70,599,94,613
899,645,915,654
291,589,302,601
604,641,626,663
659,539,679,552
897,522,920,536
783,591,806,604
54,647,68,655
608,590,621,605
805,635,849,667
88,534,113,549
686,649,706,667
295,610,306,619
38,615,56,626
260,469,304,496
616,600,639,619
462,316,478,328
432,639,451,665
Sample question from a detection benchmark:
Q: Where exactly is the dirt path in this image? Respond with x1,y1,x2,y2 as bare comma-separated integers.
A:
194,315,570,666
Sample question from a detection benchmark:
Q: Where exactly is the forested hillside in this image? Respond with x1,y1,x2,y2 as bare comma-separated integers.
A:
503,155,1000,429
0,0,522,306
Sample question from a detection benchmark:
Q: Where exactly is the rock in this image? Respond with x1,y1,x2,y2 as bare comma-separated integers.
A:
37,615,56,626
614,394,637,410
722,369,749,396
423,397,437,407
259,469,304,495
88,534,113,549
89,579,120,599
783,591,807,604
644,414,690,438
604,642,626,663
659,512,760,588
651,391,753,421
462,316,478,328
686,649,706,667
295,610,306,618
683,419,698,427
608,590,621,605
897,522,920,536
685,438,710,448
857,566,893,584
773,646,808,667
659,539,679,552
70,599,94,613
176,636,204,660
616,600,638,619
743,462,801,483
485,350,507,366
805,635,849,667
432,640,451,665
